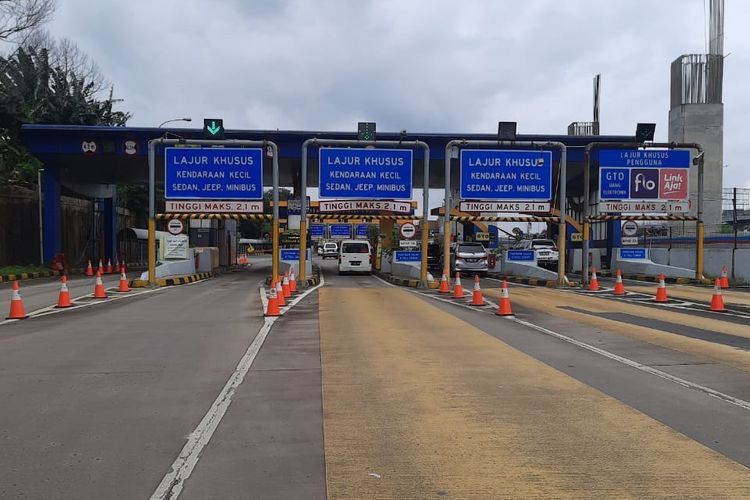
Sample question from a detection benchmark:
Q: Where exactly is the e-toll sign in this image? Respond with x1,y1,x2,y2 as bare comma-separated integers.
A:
459,150,552,201
319,148,412,199
599,150,690,201
310,224,325,239
164,147,263,200
329,224,351,239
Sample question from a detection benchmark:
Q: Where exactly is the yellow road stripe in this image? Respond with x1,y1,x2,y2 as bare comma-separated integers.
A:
319,288,750,498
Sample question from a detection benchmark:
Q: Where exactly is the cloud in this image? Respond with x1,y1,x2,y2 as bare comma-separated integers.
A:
48,0,749,190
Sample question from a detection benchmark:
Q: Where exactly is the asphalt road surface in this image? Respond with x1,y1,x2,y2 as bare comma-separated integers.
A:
2,255,749,499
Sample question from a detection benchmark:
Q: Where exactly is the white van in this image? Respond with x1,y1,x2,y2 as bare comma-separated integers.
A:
338,239,372,275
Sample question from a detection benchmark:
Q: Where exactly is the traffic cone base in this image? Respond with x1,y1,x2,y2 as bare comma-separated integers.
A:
613,269,625,296
265,287,280,316
438,273,450,293
496,280,513,316
452,272,464,299
588,267,599,292
470,274,484,306
55,276,72,308
710,278,726,312
93,272,107,299
117,271,130,292
6,281,28,319
654,274,668,303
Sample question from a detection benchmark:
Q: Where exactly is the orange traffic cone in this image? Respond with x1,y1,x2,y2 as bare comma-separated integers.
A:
710,278,727,312
588,267,599,291
85,260,94,277
6,281,28,319
275,280,286,307
495,280,513,316
93,271,107,299
438,273,450,294
613,269,625,296
282,273,291,298
97,259,104,275
55,275,72,308
452,272,464,299
289,267,297,293
117,269,130,292
105,258,113,274
121,261,127,274
470,274,484,306
654,274,668,303
265,285,280,316
114,255,120,273
720,265,729,289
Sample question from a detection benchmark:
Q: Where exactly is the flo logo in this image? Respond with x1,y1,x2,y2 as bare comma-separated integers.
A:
659,168,688,199
630,168,658,199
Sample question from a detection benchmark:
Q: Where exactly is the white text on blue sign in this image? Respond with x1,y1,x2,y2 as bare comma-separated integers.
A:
460,150,553,201
319,148,413,199
164,148,263,200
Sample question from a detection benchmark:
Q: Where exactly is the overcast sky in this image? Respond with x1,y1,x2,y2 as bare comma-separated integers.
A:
48,0,749,190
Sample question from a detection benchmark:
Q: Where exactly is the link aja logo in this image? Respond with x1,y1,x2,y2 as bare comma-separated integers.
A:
659,169,688,199
630,169,659,199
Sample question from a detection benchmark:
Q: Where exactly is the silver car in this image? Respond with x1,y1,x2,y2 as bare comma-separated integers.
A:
451,242,488,275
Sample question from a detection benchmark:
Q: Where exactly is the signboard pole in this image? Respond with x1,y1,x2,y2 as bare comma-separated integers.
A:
582,142,705,285
444,139,568,286
148,138,278,286
300,138,430,287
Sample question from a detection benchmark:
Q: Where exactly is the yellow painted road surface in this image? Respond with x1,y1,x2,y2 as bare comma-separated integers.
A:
319,287,750,499
483,286,750,374
626,283,750,308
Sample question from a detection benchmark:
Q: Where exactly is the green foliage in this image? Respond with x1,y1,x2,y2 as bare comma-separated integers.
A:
0,46,132,186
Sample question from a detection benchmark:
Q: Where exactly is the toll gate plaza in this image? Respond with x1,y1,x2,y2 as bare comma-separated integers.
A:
1,122,750,498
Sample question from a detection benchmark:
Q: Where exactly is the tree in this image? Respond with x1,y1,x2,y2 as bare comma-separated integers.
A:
0,0,55,44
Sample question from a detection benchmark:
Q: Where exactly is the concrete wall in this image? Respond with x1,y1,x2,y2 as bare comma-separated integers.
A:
668,103,723,229
649,247,750,282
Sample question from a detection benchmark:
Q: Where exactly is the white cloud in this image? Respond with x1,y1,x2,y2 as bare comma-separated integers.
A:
47,0,750,189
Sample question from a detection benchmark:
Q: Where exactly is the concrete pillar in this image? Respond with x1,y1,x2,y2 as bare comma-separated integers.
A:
42,164,61,262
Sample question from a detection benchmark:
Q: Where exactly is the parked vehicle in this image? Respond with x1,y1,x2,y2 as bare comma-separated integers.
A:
450,242,488,275
338,240,372,274
321,241,339,259
518,238,559,270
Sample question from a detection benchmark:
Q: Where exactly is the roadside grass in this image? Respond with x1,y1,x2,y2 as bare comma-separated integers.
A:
0,265,51,276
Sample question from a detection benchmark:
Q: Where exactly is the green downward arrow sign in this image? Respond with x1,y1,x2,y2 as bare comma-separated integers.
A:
206,121,221,136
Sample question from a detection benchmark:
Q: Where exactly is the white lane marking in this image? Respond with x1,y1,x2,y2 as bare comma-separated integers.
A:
405,286,750,413
508,315,750,413
150,275,324,500
0,287,166,326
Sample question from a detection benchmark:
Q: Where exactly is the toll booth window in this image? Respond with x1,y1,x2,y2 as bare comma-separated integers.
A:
342,243,370,253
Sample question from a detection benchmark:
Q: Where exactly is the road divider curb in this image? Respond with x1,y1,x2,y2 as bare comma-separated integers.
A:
487,273,567,288
374,272,438,289
129,272,212,288
0,270,61,283
594,271,712,286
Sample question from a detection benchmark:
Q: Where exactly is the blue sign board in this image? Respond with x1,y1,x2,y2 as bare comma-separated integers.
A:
356,224,369,238
280,249,300,261
393,251,421,263
599,168,631,199
506,250,535,262
164,147,263,200
599,150,690,168
459,150,552,201
330,224,351,238
619,247,647,260
310,224,325,239
319,148,413,199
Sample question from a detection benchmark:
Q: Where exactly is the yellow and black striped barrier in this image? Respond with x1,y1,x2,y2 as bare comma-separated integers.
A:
157,213,273,221
130,272,212,288
587,215,698,222
0,270,60,283
308,214,421,221
450,216,560,223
